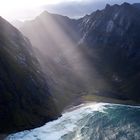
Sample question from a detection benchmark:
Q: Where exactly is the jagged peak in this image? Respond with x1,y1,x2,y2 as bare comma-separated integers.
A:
39,11,50,17
122,2,131,6
105,4,111,9
104,2,132,9
105,3,119,9
38,10,70,20
105,2,131,10
113,4,119,7
121,2,131,8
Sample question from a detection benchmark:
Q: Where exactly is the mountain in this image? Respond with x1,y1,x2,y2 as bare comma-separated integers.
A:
20,2,140,110
20,11,111,111
0,17,59,133
78,2,140,101
11,20,23,29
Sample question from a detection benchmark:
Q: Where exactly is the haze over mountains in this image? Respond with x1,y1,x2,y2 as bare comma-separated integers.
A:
1,2,140,134
19,2,140,110
20,10,110,110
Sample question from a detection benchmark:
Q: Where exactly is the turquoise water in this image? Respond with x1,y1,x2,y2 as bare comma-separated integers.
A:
6,103,140,140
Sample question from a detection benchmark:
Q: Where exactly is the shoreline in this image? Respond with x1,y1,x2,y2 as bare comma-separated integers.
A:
3,95,140,140
63,95,140,113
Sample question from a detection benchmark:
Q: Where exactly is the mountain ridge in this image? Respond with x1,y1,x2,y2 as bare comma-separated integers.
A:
19,2,140,110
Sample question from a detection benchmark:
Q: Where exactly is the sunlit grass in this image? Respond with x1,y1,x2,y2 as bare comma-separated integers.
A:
82,95,137,105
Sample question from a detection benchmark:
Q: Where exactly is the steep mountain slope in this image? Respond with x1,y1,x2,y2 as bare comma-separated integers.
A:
78,2,140,101
79,2,140,50
20,2,140,109
0,17,59,133
20,11,111,110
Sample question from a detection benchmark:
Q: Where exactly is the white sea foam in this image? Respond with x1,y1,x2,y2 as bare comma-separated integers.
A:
6,103,107,140
7,102,140,140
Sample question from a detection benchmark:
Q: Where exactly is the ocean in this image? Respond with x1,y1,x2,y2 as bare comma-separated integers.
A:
6,103,140,140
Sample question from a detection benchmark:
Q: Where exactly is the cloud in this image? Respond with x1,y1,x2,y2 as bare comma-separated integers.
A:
42,1,106,18
42,0,140,18
7,0,140,21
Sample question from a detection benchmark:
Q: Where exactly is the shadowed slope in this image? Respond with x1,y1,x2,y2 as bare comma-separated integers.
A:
0,17,59,133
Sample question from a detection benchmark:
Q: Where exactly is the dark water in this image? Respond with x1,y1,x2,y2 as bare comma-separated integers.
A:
6,103,140,140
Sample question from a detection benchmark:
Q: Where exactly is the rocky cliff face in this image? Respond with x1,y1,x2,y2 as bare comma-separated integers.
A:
0,17,59,133
78,3,140,101
20,2,140,109
79,3,140,50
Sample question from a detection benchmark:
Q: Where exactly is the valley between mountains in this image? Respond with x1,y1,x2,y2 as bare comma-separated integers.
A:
1,2,140,135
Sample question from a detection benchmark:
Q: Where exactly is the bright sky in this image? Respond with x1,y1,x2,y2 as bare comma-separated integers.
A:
0,0,87,21
0,0,139,21
0,0,56,19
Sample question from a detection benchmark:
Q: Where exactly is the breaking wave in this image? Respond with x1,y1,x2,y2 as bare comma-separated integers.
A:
6,103,140,140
